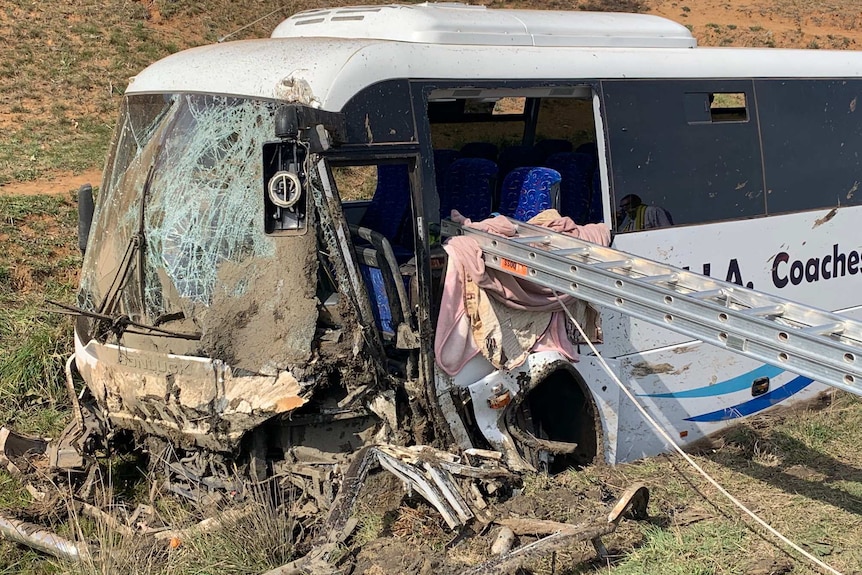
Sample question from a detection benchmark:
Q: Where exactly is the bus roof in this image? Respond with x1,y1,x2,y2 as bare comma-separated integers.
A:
270,3,697,49
126,3,862,108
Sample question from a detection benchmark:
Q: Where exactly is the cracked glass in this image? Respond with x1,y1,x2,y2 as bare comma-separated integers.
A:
79,94,279,323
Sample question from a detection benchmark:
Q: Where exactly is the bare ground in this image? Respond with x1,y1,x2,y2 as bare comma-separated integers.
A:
3,0,862,196
2,1,862,574
0,169,102,196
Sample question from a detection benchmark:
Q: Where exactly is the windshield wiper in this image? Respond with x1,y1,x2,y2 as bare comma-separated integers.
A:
48,300,201,341
77,165,201,341
136,162,150,311
97,164,155,317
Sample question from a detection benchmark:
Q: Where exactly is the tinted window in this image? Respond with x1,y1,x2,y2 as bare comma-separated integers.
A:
342,79,415,144
602,79,765,229
757,79,862,214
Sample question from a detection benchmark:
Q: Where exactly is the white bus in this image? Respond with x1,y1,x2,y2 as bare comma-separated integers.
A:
74,3,862,478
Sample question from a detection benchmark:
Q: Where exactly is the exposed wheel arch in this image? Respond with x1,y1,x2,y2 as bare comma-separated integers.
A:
505,361,601,474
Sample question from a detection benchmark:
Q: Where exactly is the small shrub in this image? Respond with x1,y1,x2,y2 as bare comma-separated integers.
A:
580,0,648,13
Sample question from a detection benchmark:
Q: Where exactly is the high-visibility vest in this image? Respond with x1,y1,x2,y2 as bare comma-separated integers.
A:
621,204,648,232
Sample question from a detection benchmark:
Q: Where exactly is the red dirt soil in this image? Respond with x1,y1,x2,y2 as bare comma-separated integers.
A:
2,0,860,197
0,169,102,196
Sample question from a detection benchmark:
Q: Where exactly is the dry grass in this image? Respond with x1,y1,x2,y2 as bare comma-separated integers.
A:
40,468,300,575
2,0,862,574
0,194,78,437
390,502,448,546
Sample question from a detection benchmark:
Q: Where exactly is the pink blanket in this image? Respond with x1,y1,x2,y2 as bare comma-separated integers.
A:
435,210,610,376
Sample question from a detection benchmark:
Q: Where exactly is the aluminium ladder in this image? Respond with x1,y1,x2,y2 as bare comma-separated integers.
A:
441,217,862,397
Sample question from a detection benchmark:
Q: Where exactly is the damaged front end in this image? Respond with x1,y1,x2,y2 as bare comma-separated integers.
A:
1,91,652,573
72,93,393,465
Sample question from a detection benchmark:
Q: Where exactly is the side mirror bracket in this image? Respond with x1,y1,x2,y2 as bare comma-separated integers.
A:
78,183,94,255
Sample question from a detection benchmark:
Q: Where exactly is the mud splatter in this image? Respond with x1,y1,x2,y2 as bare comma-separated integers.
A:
630,361,675,377
812,207,838,228
200,230,319,372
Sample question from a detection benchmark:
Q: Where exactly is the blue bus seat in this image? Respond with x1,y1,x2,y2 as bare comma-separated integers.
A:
497,145,544,180
459,141,499,162
441,158,498,221
514,167,562,222
499,167,533,217
359,164,411,245
534,138,573,161
545,152,596,224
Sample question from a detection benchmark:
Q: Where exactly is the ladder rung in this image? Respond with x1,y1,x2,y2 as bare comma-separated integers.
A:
594,259,632,270
689,289,726,301
511,235,551,245
641,273,679,285
742,305,786,318
551,247,592,258
800,322,846,336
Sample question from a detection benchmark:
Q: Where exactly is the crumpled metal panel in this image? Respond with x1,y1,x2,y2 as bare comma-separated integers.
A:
75,337,308,452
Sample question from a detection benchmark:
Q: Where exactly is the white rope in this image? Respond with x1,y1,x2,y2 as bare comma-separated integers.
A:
553,292,845,575
218,6,288,43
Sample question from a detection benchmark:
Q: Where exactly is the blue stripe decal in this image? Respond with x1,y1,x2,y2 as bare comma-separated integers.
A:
684,376,814,422
640,365,783,399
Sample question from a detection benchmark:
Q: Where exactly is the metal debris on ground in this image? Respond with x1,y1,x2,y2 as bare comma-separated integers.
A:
0,415,649,573
0,514,91,562
0,427,47,476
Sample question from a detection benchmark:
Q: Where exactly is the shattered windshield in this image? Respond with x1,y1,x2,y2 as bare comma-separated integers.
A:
77,93,328,370
80,94,278,324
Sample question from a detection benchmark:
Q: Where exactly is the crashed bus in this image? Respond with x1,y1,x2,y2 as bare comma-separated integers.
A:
68,0,862,504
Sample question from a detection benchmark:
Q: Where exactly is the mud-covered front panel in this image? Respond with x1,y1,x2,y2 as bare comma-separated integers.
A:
79,94,318,371
76,94,380,449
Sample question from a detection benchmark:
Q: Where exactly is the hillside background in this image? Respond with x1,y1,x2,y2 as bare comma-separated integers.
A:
1,1,862,574
1,0,862,195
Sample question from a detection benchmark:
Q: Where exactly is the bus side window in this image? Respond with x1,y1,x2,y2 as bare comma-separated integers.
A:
684,92,748,124
603,79,765,228
709,92,748,122
758,78,862,214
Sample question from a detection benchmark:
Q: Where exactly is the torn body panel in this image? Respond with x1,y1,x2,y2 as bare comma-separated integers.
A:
74,93,384,453
74,336,310,451
438,351,603,473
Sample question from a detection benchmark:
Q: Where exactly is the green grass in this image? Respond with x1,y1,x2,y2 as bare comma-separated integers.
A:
611,522,748,575
0,119,113,186
0,472,54,575
352,506,388,548
599,394,862,575
53,476,297,575
0,194,79,436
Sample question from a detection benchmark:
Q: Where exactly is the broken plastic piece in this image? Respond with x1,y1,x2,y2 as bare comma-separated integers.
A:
0,427,47,476
490,526,516,555
0,514,91,562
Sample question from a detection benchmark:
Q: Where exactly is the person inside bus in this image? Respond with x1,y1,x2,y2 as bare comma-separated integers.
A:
617,194,673,232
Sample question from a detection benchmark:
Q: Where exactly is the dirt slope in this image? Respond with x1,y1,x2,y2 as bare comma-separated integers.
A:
649,0,862,49
1,0,861,195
